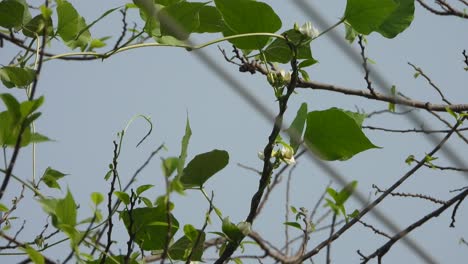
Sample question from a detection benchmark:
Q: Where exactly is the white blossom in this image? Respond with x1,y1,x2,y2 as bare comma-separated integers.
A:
280,145,296,165
298,22,319,39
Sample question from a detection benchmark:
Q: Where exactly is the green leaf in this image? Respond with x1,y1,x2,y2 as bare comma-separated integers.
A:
162,157,179,177
343,110,367,127
178,116,192,176
159,1,206,40
0,203,8,212
445,106,458,120
22,245,44,264
376,0,414,38
344,0,398,35
41,167,67,190
120,206,179,250
284,221,302,230
57,0,81,41
344,23,358,43
0,0,25,29
304,108,379,161
22,14,53,38
405,154,415,165
136,184,154,196
180,149,229,188
222,217,244,244
133,0,160,36
91,192,104,206
55,190,77,227
114,191,130,205
215,0,281,50
56,0,91,50
168,229,205,261
183,224,198,241
0,66,36,88
298,58,318,69
326,188,339,201
264,29,313,63
20,96,44,117
336,181,358,205
194,5,224,33
139,196,153,207
298,69,310,81
0,95,45,148
286,103,308,152
0,93,21,119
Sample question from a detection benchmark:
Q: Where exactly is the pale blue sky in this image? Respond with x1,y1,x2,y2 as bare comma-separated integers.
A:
2,1,468,263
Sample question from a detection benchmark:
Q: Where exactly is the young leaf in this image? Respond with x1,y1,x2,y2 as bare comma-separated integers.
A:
344,23,358,43
183,224,198,242
343,110,367,127
286,103,308,152
0,66,36,88
344,0,397,35
162,157,179,177
0,203,9,212
55,190,77,227
304,108,379,161
180,149,229,188
336,181,358,206
222,217,244,244
136,184,154,196
114,191,130,205
22,245,44,264
168,229,205,261
215,0,281,50
91,192,104,206
41,167,67,190
298,58,318,69
22,14,53,38
178,116,192,176
284,221,302,230
120,206,179,250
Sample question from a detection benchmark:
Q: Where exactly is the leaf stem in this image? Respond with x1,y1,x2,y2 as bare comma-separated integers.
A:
45,32,286,61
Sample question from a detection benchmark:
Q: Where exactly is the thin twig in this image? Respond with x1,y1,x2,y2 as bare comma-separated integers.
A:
427,111,468,144
372,184,447,205
100,141,120,264
361,188,468,263
325,213,337,264
284,165,296,256
363,125,468,134
357,35,375,95
408,62,452,105
357,220,391,239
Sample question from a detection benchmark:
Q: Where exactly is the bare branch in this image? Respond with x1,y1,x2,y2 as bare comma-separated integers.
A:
361,188,468,263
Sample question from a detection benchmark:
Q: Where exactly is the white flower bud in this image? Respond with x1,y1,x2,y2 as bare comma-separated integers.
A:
298,22,319,39
257,151,265,160
280,145,296,165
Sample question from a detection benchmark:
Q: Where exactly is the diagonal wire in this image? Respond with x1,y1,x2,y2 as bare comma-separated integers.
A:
293,0,468,180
